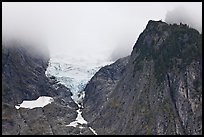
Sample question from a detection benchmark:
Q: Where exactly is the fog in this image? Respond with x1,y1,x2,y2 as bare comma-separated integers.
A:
2,2,202,61
165,6,202,33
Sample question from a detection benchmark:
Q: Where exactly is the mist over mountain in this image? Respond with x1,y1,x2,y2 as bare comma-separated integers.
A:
165,6,202,33
2,2,202,135
83,20,202,135
2,2,202,61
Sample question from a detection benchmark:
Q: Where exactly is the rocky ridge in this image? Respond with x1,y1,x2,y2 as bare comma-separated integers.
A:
82,20,202,135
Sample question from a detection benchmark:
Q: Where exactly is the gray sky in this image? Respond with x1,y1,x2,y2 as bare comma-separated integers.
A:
2,2,202,61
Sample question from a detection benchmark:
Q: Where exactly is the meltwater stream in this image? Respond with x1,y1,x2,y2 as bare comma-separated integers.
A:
45,54,112,135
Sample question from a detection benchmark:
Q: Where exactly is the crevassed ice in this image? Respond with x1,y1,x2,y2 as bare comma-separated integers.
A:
45,54,112,135
15,96,54,109
45,55,113,100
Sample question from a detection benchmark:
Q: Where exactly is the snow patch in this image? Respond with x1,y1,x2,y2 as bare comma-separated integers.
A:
89,127,98,135
15,96,54,109
66,109,87,127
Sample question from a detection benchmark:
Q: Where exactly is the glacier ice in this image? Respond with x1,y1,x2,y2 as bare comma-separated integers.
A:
45,54,112,135
45,54,113,100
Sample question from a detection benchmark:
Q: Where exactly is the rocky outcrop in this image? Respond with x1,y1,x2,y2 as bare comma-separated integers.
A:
82,20,202,135
2,41,89,135
83,56,130,124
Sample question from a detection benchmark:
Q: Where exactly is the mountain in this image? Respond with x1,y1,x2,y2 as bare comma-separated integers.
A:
2,41,94,135
2,20,202,135
82,20,202,135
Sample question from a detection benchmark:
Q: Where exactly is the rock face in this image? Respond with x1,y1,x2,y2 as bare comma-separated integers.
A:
2,42,90,135
83,56,130,124
82,20,202,135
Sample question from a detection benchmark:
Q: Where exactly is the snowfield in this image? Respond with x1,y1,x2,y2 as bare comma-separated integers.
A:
15,96,54,109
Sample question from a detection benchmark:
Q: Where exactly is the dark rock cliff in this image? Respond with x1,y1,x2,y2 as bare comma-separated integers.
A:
83,56,130,123
2,42,91,135
82,20,202,135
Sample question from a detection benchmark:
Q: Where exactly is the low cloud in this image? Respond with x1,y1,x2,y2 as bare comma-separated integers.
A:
165,6,202,33
110,44,132,62
2,3,202,62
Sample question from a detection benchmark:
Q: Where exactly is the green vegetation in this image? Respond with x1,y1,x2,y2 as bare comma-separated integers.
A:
155,25,201,82
133,22,202,84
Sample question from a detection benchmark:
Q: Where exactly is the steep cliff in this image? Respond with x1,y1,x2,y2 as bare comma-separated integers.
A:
83,20,202,135
83,56,130,124
2,42,93,135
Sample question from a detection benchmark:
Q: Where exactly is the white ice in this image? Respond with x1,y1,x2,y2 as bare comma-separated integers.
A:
66,109,87,127
45,54,113,97
15,96,54,109
45,54,107,135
